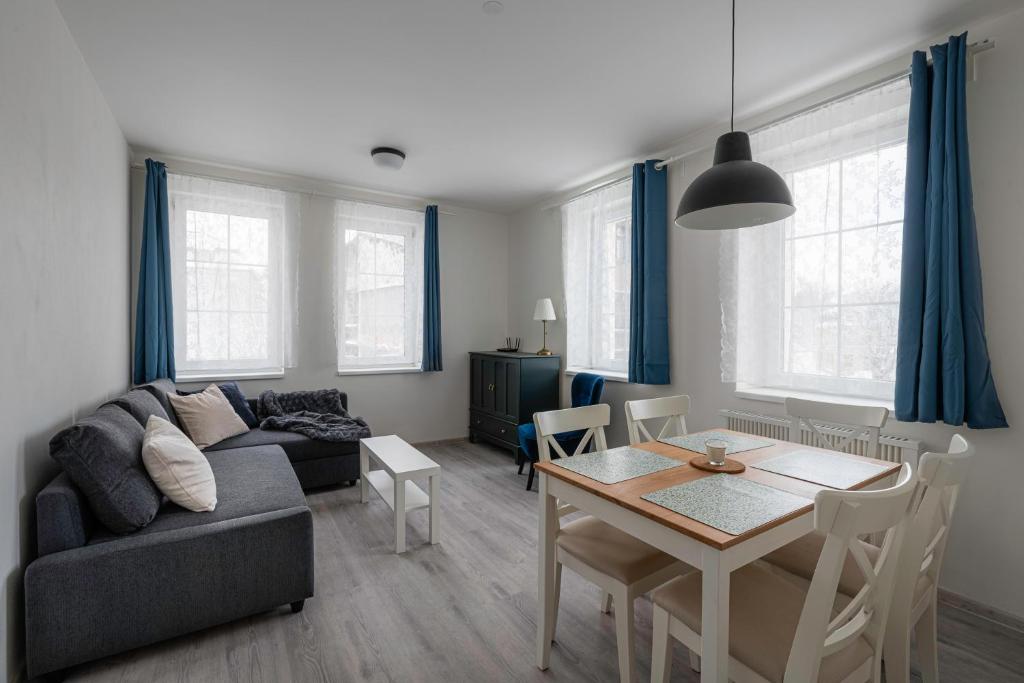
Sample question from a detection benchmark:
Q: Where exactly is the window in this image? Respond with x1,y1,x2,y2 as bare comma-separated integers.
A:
562,179,632,375
720,78,911,401
334,201,423,372
168,174,298,378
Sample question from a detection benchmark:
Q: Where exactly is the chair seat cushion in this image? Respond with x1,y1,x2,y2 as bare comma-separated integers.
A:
763,532,933,604
652,563,873,683
202,427,358,463
557,516,678,584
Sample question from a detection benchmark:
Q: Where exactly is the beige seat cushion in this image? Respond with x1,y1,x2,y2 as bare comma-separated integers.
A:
167,384,249,450
652,563,874,683
763,532,932,604
556,516,679,584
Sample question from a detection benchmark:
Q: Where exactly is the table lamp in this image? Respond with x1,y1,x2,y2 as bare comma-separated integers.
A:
533,298,556,356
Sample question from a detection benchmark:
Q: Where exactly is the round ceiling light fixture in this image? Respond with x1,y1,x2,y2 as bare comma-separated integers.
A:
482,1,504,15
370,147,406,171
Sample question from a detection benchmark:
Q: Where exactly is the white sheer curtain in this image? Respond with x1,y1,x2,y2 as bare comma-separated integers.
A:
334,200,423,370
562,179,632,374
720,77,911,400
167,173,300,376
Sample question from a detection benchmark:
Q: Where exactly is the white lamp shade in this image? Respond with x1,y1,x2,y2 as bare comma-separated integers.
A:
533,298,556,321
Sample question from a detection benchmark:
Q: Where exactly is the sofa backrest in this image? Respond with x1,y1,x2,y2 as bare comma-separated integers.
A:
36,472,95,556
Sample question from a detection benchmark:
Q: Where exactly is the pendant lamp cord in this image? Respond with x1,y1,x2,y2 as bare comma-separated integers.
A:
730,0,736,132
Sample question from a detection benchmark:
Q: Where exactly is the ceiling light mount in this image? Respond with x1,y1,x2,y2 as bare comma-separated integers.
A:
482,1,504,15
675,0,794,231
371,146,406,170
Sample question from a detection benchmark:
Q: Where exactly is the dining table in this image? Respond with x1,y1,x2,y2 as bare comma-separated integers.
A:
534,428,902,683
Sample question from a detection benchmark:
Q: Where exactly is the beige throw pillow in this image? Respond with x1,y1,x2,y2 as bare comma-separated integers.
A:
167,384,249,449
141,416,217,512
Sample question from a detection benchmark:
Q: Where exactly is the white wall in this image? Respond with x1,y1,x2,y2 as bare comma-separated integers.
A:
129,159,511,444
0,1,131,679
508,6,1024,621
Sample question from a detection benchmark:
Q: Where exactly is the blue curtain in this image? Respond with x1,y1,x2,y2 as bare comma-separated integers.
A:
895,34,1006,428
132,159,175,384
422,205,443,371
628,160,670,384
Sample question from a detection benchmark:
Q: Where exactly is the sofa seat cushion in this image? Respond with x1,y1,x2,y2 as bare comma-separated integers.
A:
89,445,305,544
50,404,162,534
203,428,358,463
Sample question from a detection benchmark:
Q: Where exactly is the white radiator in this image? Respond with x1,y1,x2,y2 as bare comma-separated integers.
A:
719,408,921,467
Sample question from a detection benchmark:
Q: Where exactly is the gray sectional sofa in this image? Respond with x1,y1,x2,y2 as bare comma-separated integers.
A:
24,378,361,679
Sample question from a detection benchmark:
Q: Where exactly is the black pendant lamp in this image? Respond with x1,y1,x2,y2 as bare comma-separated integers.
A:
675,0,794,230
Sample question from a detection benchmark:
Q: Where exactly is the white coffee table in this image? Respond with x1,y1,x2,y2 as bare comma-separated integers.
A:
359,435,441,554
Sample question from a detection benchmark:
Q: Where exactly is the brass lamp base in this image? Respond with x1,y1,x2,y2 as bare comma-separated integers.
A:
536,320,554,356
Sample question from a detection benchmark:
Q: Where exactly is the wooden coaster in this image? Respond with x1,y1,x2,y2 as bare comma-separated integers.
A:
689,455,746,474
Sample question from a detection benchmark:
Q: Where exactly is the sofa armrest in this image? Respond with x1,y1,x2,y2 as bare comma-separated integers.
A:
25,506,313,677
36,472,94,556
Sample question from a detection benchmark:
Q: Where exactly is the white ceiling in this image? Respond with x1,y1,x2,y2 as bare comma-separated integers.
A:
57,0,1015,214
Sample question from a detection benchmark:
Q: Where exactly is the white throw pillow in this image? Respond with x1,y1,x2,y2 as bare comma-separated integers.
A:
141,416,218,512
167,384,249,450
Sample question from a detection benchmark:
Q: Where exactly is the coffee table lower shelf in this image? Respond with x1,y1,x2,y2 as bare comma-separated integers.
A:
365,470,431,512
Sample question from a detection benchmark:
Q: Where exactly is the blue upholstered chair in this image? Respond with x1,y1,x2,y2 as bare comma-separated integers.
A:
517,372,606,491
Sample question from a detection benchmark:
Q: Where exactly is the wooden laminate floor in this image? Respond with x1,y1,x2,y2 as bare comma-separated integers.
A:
66,441,1024,683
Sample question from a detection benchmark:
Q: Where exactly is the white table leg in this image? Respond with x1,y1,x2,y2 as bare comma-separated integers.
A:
394,476,406,554
429,474,441,544
700,548,730,683
536,472,558,670
359,445,369,503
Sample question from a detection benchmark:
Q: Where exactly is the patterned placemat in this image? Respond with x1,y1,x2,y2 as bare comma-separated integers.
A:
641,474,810,536
658,431,774,456
750,450,892,489
550,447,683,485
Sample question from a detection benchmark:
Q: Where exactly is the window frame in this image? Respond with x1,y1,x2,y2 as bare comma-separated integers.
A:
334,201,424,374
168,180,289,380
562,179,633,377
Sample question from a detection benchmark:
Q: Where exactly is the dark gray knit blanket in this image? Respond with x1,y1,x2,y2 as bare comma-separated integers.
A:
256,389,371,443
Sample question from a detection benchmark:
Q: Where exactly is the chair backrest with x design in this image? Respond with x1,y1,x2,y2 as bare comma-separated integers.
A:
785,397,889,459
785,463,916,682
534,404,610,519
624,395,690,445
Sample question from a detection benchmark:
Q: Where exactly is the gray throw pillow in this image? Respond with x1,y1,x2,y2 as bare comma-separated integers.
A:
49,404,162,534
106,389,169,427
136,378,180,429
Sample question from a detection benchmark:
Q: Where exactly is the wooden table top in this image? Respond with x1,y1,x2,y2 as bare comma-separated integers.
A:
535,428,900,550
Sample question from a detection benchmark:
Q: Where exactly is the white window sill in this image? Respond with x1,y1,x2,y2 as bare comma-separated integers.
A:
176,370,285,383
734,386,894,411
337,366,423,376
565,367,629,383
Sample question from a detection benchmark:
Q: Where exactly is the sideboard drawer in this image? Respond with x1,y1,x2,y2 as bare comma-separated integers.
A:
470,410,517,446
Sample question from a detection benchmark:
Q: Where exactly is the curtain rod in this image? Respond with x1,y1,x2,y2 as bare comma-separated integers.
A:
129,161,456,216
653,38,995,170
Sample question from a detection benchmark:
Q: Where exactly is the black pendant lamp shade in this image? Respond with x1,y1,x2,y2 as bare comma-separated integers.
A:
675,132,795,230
674,0,795,230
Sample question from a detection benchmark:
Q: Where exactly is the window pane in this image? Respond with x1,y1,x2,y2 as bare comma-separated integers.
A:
229,265,269,312
786,306,838,376
841,223,902,305
229,215,269,266
789,233,839,306
188,210,229,263
878,144,906,224
841,151,880,229
191,311,229,361
229,312,268,360
375,234,405,275
840,304,898,381
791,162,839,236
193,263,229,311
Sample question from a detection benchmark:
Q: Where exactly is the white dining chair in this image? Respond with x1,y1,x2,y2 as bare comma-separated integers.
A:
764,435,974,683
650,462,917,683
534,404,688,683
623,395,691,446
785,397,889,459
